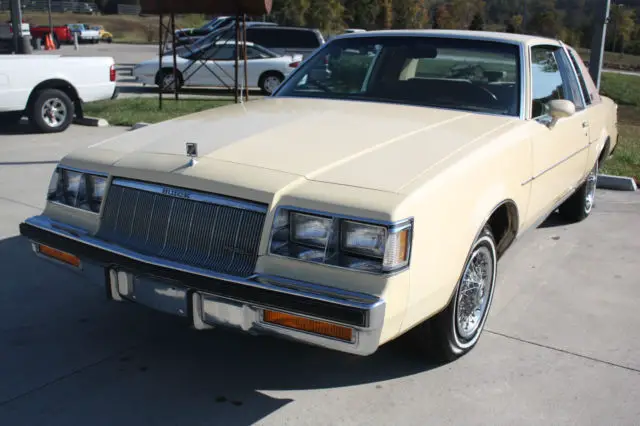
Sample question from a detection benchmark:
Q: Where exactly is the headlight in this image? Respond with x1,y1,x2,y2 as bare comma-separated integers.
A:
47,167,108,213
270,208,412,273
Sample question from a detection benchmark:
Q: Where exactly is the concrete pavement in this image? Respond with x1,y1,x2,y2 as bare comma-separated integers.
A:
0,124,639,425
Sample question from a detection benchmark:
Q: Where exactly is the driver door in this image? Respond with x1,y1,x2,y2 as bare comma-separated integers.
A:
525,45,590,224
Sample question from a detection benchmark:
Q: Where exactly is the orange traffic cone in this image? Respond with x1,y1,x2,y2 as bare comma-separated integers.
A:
45,34,55,50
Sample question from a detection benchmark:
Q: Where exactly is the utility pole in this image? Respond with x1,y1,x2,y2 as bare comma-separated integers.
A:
10,0,22,53
589,0,612,90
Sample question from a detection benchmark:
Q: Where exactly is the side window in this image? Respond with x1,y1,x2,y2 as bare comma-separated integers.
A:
568,49,593,105
530,45,584,118
247,29,273,47
531,46,566,118
207,46,235,60
245,46,268,59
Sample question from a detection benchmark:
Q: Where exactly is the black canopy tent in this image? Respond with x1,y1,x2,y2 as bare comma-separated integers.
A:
139,0,273,107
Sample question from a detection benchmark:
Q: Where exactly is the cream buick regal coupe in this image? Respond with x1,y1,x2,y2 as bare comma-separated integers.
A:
20,30,618,362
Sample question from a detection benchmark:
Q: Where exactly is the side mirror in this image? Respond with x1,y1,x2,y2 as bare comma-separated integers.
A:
547,99,576,124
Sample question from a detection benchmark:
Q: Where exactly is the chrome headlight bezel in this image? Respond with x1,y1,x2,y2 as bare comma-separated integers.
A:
47,166,109,214
269,206,413,274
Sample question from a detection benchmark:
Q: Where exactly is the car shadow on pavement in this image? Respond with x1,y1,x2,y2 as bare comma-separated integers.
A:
538,211,572,229
0,235,433,425
0,120,49,136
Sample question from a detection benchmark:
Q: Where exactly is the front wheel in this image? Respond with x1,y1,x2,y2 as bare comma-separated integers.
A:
558,160,598,223
409,226,498,363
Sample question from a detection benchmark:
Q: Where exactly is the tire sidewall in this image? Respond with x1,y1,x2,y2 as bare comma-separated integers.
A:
259,72,283,95
449,229,498,353
31,89,74,133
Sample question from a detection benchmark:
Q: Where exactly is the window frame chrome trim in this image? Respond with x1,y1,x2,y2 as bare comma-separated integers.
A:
559,41,588,110
110,178,268,214
268,205,414,275
274,33,528,120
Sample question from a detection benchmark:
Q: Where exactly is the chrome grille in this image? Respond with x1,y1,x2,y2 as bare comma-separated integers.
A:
97,179,267,277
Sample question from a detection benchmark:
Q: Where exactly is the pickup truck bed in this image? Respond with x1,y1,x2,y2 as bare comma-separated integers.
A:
0,55,117,133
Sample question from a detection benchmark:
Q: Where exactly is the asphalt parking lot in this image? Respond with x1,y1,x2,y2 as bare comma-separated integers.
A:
1,124,639,425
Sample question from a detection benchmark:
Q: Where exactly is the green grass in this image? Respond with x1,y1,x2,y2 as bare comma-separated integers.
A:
600,73,640,106
83,98,233,126
599,73,640,180
577,48,640,72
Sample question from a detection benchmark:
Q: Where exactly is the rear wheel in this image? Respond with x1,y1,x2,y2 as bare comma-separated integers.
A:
558,160,598,223
409,226,497,363
30,89,74,133
259,72,283,95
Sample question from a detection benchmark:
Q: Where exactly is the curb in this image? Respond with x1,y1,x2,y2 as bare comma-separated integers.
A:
74,117,109,127
597,174,638,191
130,122,150,131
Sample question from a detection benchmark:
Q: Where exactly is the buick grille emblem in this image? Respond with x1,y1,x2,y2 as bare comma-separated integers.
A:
162,188,191,199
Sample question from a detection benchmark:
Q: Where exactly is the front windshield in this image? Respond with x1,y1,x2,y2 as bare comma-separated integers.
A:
274,36,521,117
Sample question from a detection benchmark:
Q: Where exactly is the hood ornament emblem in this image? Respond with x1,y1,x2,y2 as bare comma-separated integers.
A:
186,142,198,166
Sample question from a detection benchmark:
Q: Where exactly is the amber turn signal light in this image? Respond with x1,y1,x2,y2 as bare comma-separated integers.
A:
38,244,81,267
263,310,353,342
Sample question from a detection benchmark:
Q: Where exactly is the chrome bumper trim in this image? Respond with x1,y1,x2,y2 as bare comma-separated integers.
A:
21,215,385,356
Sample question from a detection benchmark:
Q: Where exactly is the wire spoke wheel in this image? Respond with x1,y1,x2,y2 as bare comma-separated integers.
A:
584,160,598,214
455,245,494,341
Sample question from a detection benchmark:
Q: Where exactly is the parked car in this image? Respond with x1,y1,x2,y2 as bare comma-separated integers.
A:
0,21,30,40
134,41,301,94
174,16,235,41
19,30,618,362
67,23,101,44
174,21,276,48
30,25,74,46
174,25,324,61
0,54,117,132
89,25,113,43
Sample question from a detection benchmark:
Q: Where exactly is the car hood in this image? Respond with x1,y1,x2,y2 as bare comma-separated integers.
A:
73,98,518,194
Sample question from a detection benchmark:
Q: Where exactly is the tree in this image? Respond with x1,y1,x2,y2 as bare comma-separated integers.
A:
306,0,345,33
469,12,484,30
433,4,456,29
394,0,430,29
381,0,394,29
608,4,637,54
528,0,560,38
450,0,486,29
343,0,380,30
272,0,311,27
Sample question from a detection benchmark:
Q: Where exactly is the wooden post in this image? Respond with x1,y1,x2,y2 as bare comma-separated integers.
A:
158,13,163,110
243,14,249,102
171,13,179,100
234,14,240,103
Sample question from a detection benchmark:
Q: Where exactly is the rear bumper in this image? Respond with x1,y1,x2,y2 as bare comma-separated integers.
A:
19,215,385,356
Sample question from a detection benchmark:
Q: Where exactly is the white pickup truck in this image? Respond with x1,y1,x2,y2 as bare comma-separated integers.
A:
0,55,118,133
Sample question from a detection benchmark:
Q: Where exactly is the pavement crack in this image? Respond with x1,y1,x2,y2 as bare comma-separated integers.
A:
0,344,137,407
0,196,42,211
486,330,640,374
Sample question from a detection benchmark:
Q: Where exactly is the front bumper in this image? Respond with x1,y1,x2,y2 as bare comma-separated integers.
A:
19,215,385,356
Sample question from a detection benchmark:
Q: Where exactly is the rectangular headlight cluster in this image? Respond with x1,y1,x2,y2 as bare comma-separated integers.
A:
47,167,108,213
270,208,412,273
